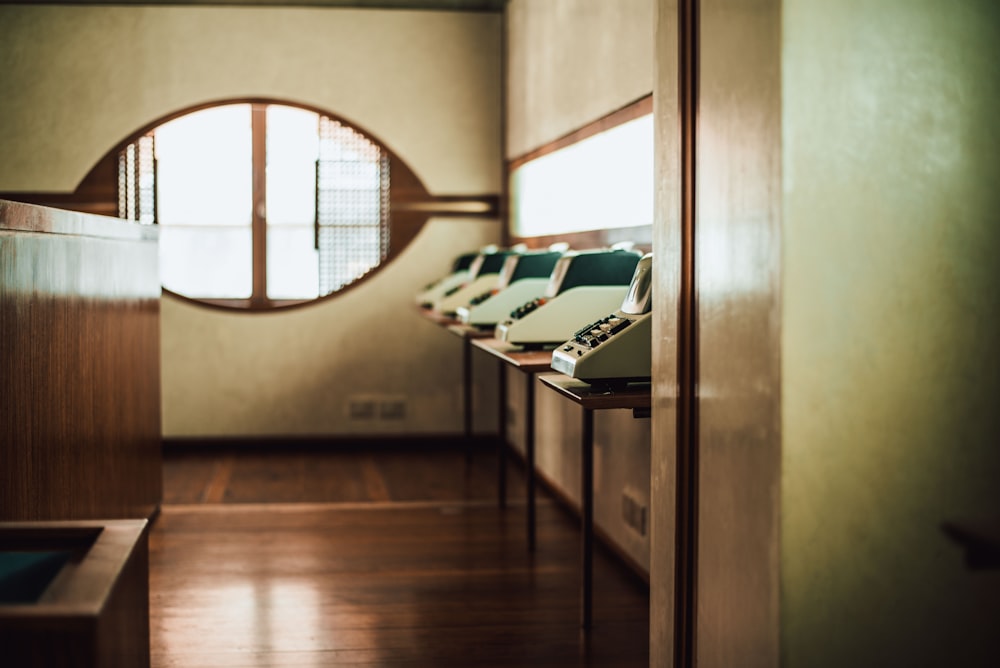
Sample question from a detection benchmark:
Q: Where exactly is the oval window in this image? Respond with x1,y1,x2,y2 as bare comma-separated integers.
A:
117,100,427,309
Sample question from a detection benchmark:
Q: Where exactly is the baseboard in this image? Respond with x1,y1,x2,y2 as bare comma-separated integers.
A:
161,434,502,453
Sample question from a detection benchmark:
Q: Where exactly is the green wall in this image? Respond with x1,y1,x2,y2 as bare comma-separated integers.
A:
782,1,1000,664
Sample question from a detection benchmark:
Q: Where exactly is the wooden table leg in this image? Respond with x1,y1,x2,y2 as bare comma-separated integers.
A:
581,406,594,631
463,336,473,470
497,359,507,508
526,373,537,552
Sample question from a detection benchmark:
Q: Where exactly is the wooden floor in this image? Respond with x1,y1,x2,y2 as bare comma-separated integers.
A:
151,446,649,667
160,445,522,505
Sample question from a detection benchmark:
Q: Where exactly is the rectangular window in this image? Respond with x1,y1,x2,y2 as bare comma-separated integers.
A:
511,114,654,237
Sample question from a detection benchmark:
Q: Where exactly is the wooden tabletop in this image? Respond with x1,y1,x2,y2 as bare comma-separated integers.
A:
471,337,556,373
538,373,652,410
446,323,496,340
416,307,495,339
416,306,461,327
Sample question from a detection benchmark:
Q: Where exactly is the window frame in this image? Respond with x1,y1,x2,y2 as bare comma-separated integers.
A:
117,98,434,311
0,96,501,311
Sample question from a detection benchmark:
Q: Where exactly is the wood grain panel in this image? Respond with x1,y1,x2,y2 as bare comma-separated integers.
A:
0,199,161,522
694,0,782,666
651,1,683,664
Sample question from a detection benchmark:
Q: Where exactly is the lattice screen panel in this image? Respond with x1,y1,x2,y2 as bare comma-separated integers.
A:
117,133,156,224
316,117,390,295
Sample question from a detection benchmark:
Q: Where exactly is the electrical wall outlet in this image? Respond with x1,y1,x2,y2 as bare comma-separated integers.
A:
349,395,407,420
621,488,648,536
594,443,603,493
379,397,407,420
348,397,377,420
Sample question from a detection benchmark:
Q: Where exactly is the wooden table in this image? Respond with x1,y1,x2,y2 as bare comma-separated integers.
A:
538,373,651,631
471,337,555,550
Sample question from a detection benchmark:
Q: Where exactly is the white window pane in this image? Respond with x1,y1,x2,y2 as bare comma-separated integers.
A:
160,226,252,299
267,226,319,300
267,105,319,227
145,102,389,305
155,105,252,227
511,114,654,236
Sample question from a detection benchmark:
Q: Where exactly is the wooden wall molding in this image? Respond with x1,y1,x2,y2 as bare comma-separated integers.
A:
508,224,652,254
675,0,700,665
161,435,499,452
507,94,653,172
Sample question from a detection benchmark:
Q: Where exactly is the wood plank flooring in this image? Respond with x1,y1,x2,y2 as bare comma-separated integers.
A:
151,447,649,667
162,446,517,505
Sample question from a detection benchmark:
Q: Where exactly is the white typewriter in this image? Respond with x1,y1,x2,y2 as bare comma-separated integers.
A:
494,247,642,348
550,253,652,384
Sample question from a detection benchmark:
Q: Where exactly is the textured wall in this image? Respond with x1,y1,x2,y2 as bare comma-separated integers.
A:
505,0,653,158
0,6,501,194
782,1,1000,665
161,219,498,436
0,5,503,437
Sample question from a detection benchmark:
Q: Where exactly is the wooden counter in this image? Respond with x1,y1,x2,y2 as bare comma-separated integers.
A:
1,200,161,522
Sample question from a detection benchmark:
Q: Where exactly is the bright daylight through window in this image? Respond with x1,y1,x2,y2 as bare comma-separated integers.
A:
118,102,390,308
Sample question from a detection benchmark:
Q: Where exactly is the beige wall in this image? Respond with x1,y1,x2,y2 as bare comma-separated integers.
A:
505,0,653,158
162,219,498,437
781,1,1000,665
0,5,503,437
0,6,501,194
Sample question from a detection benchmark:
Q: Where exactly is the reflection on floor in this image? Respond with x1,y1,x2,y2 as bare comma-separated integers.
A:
152,446,649,667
